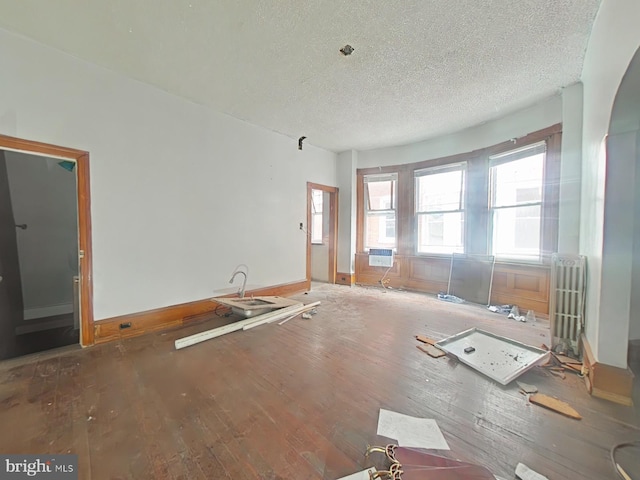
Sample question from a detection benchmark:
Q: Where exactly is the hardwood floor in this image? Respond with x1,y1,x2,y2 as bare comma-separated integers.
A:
0,284,638,479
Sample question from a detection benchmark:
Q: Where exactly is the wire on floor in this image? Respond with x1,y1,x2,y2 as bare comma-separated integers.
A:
610,440,640,479
379,266,392,291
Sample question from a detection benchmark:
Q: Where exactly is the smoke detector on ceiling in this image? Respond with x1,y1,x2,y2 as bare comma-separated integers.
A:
340,45,354,56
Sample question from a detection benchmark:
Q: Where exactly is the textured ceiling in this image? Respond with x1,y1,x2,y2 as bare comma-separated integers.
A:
0,0,601,152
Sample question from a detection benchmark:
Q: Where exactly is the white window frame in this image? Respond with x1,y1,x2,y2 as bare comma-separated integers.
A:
364,173,398,250
414,162,466,255
489,142,546,260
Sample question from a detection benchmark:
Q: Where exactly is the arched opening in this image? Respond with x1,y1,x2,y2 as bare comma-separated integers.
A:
608,46,640,365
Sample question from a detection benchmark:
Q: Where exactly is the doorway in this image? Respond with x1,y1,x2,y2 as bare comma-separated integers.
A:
0,134,94,359
306,182,338,284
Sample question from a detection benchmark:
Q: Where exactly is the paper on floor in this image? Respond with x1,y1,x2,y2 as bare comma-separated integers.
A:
337,467,377,479
376,409,450,450
515,463,549,480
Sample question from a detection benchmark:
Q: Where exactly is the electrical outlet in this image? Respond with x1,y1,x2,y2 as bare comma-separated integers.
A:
299,222,303,230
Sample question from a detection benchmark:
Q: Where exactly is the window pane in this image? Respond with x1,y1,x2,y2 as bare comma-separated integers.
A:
365,213,396,249
366,180,395,211
492,154,543,207
417,212,464,254
492,205,541,257
312,189,323,213
311,213,323,244
416,170,464,212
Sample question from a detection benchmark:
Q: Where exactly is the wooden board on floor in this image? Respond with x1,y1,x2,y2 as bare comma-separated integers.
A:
529,393,582,420
417,343,446,358
415,335,438,345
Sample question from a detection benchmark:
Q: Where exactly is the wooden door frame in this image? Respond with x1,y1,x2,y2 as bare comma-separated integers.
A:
306,182,338,284
0,134,94,347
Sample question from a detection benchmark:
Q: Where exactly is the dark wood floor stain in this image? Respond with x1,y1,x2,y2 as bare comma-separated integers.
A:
1,284,638,479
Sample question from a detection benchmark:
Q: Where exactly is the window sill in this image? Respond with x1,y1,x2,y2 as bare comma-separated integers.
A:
494,256,550,267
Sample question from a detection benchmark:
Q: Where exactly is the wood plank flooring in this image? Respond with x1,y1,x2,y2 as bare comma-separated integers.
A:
0,283,638,479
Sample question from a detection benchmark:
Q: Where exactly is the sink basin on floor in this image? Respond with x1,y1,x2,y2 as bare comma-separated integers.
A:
212,296,302,319
232,298,273,307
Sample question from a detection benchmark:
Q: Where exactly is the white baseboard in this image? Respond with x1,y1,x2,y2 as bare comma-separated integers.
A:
23,303,74,320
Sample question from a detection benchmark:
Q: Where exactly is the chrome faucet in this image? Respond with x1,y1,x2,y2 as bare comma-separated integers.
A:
229,265,248,298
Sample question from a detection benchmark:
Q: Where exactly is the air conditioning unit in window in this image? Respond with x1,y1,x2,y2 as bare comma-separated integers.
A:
369,248,394,267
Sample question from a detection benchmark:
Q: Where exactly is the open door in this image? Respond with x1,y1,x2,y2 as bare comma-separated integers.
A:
306,182,338,284
0,134,94,348
0,151,24,360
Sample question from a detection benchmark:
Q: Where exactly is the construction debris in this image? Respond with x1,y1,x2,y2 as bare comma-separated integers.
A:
488,304,513,314
515,463,549,480
415,335,438,345
434,328,550,385
337,468,377,480
538,350,584,377
417,343,446,358
516,381,538,394
528,393,582,420
175,301,320,350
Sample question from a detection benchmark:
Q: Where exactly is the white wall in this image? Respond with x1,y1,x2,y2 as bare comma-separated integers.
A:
558,83,583,254
630,130,640,341
0,28,337,320
579,0,640,367
337,150,357,274
357,95,562,168
599,131,637,364
4,152,78,319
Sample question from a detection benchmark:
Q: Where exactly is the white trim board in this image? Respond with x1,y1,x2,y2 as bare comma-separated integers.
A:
24,303,74,320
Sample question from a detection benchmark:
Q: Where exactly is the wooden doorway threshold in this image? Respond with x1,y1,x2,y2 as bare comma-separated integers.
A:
0,134,94,347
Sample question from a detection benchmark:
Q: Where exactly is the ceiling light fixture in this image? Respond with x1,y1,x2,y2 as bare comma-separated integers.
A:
339,45,354,56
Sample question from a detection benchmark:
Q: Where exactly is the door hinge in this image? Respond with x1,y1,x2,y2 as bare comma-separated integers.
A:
79,250,85,259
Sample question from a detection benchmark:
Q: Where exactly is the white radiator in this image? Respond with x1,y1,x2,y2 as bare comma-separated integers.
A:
549,254,586,355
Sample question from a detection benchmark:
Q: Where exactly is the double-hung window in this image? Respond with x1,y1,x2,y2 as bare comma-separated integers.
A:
489,142,545,259
364,173,397,249
415,163,466,254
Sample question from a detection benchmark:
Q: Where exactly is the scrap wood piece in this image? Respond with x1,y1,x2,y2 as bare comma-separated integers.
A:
417,343,446,358
516,381,538,394
529,393,581,420
551,353,582,365
415,335,438,345
563,363,583,374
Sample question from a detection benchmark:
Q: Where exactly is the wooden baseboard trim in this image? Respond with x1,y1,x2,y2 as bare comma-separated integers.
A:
94,279,310,344
336,272,354,286
581,333,634,406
